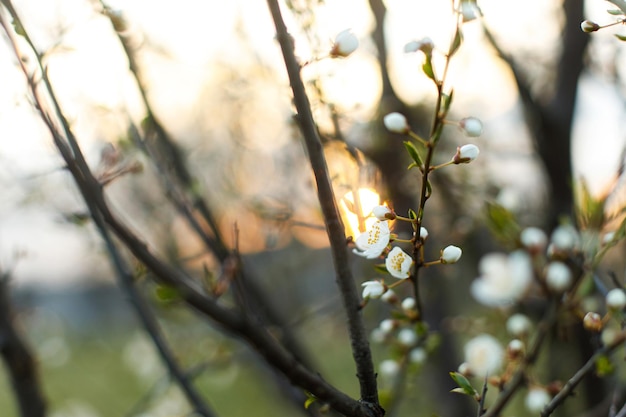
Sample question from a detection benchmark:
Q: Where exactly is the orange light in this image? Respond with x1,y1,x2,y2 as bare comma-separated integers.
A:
339,188,383,238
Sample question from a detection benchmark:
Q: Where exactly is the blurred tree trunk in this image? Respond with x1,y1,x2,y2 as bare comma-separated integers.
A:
0,276,46,417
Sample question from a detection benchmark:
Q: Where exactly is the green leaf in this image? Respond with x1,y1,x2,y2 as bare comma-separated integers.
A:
449,372,478,396
607,8,624,15
304,392,317,409
373,264,388,274
155,285,181,303
441,90,454,113
408,208,417,220
595,354,614,376
404,141,424,169
485,202,521,245
11,17,26,37
575,178,606,229
422,57,436,81
607,0,626,15
615,33,626,42
449,29,463,57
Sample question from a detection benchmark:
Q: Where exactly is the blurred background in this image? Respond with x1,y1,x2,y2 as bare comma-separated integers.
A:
1,0,626,416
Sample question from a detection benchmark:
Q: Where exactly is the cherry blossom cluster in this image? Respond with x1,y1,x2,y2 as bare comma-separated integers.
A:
454,221,626,412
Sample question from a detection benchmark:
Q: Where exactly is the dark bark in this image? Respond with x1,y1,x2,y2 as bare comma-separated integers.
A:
0,275,47,417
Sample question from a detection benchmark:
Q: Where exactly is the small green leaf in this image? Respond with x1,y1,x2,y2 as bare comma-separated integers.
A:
422,57,436,81
615,33,626,41
408,208,417,220
449,29,463,57
373,264,388,274
155,285,181,303
607,8,624,15
441,90,454,113
449,372,478,396
11,17,26,37
404,141,424,169
485,202,521,245
595,354,614,376
304,392,317,409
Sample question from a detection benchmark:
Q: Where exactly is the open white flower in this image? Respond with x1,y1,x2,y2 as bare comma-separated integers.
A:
471,251,533,307
361,280,386,299
330,29,359,58
353,220,390,259
464,334,504,377
385,247,413,279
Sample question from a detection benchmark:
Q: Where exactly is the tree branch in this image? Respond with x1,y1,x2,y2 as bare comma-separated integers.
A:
265,0,381,412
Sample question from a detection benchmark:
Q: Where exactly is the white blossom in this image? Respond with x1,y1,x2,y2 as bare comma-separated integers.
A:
381,289,398,304
606,288,626,310
464,334,504,377
453,144,479,164
330,29,359,58
353,220,390,259
372,205,393,220
459,117,483,137
361,280,386,299
545,261,572,292
520,227,548,252
398,328,418,346
580,20,600,33
401,297,416,311
525,388,551,413
506,314,532,337
441,245,462,264
420,227,429,240
409,347,427,364
460,1,480,22
379,319,396,334
379,359,400,379
603,231,616,245
383,112,409,134
471,251,533,307
550,225,580,252
404,37,434,55
386,247,413,279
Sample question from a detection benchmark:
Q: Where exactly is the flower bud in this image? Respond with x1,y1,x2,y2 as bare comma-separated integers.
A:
580,20,600,33
383,112,410,134
459,117,483,137
520,227,548,253
330,29,359,58
409,347,427,364
372,205,395,220
583,312,603,333
381,289,398,304
507,339,525,359
606,288,626,310
525,388,551,413
420,227,429,240
379,359,400,379
441,245,462,264
379,319,397,334
453,144,480,164
460,1,480,22
398,328,418,346
404,37,434,55
545,261,572,292
401,297,416,311
506,314,532,337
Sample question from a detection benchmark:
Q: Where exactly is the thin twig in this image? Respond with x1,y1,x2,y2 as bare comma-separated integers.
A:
541,331,626,417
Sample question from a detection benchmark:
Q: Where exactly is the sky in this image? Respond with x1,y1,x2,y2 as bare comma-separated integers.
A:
0,0,625,285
